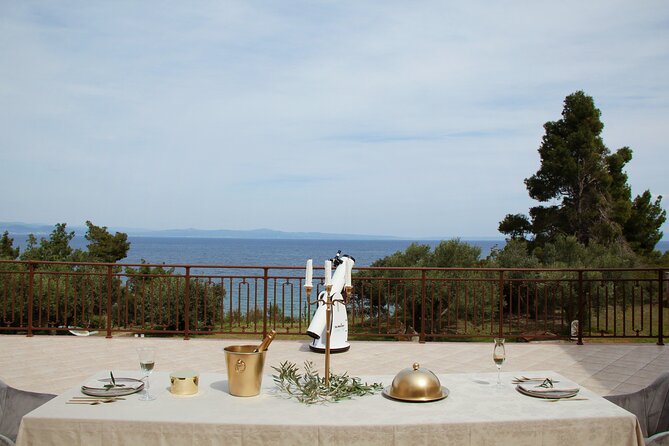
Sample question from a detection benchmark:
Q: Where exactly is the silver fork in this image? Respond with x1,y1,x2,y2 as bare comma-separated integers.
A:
67,398,121,405
66,400,116,406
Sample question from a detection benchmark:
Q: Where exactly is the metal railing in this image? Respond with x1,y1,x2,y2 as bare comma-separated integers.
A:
0,260,666,344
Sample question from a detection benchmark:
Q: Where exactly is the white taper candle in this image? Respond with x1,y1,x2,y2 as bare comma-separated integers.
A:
305,259,313,287
324,260,332,286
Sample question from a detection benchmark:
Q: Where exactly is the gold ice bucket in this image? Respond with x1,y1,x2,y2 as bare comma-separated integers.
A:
224,345,266,397
170,370,199,395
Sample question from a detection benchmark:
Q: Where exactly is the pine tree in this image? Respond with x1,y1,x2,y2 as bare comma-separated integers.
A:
0,231,19,259
84,221,130,263
499,91,665,255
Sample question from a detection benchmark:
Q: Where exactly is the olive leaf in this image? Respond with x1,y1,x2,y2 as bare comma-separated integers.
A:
539,378,554,389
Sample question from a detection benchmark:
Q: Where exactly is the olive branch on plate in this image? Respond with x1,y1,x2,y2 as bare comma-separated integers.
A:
103,371,126,390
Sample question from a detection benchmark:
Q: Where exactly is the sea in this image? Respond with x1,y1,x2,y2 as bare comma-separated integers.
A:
9,235,504,268
8,235,669,270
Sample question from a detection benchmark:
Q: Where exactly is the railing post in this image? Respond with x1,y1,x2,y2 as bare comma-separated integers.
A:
106,265,113,339
658,270,665,346
184,266,190,340
419,269,426,343
27,262,35,337
577,270,584,345
498,270,504,339
262,267,269,338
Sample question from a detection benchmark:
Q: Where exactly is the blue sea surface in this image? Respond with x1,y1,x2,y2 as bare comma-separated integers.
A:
121,237,504,267
10,235,501,267
9,235,668,269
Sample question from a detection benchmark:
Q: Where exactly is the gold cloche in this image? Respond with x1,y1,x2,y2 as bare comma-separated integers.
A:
383,363,449,402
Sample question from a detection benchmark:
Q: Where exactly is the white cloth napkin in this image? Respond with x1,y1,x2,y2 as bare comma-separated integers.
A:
517,384,579,394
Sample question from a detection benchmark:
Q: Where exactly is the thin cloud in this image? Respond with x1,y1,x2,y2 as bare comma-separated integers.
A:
0,1,667,238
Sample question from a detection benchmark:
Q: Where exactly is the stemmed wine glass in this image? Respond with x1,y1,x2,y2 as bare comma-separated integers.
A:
493,338,506,385
137,347,156,401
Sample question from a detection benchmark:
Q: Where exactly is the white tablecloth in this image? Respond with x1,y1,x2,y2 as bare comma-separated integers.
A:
16,370,643,446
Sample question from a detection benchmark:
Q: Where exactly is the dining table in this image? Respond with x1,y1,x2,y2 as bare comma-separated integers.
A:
16,369,644,446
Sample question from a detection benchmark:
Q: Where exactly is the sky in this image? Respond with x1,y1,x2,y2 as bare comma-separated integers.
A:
1,1,668,239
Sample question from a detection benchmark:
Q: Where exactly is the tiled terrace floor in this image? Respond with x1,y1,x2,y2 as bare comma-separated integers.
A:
1,335,667,396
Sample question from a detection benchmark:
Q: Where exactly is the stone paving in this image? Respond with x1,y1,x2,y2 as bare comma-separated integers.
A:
1,335,667,396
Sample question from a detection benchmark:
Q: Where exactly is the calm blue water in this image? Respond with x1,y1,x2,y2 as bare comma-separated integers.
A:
9,235,668,269
123,237,506,267
10,235,502,267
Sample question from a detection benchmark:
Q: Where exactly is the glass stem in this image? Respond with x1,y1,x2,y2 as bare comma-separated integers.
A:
145,375,150,395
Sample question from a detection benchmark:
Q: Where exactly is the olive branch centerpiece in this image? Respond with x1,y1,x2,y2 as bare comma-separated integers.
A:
272,361,383,405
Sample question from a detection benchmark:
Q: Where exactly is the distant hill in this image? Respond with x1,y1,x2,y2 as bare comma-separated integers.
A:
0,222,403,240
0,222,59,235
128,227,402,240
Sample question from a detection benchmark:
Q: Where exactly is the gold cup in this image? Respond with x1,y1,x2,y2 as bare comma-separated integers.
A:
170,370,199,395
223,345,266,397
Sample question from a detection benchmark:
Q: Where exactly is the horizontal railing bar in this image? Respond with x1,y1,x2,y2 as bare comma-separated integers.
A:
2,259,666,273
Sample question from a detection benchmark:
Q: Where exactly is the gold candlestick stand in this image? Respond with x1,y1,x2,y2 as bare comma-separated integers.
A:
305,283,353,388
324,284,333,386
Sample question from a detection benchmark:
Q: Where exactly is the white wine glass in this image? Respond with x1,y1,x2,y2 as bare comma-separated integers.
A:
137,347,156,401
493,338,506,385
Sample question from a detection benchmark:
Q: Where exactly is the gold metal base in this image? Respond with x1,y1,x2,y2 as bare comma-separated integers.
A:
170,370,199,395
308,344,350,354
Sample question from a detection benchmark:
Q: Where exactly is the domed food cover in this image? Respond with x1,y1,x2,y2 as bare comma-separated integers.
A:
383,363,449,402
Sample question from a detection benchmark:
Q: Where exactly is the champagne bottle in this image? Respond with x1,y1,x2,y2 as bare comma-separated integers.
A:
254,329,277,352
